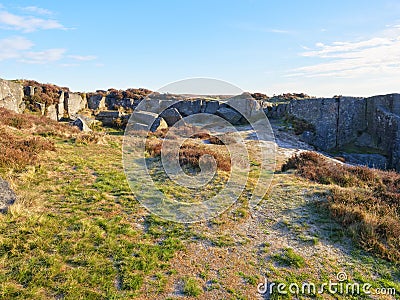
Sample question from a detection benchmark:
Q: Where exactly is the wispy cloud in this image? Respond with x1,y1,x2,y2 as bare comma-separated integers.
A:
21,49,66,64
21,6,53,16
0,36,97,65
68,55,97,61
288,25,400,78
0,36,33,60
0,9,65,32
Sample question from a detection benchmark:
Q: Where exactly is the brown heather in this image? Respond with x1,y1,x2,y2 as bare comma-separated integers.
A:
0,108,79,170
282,151,400,263
145,127,231,172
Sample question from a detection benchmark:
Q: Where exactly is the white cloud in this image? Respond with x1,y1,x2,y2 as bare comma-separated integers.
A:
0,10,65,32
68,55,97,61
21,6,53,16
289,25,400,78
0,36,33,60
20,49,66,64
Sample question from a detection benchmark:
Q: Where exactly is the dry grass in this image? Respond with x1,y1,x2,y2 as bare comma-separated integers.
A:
75,132,105,145
282,151,400,263
146,137,231,172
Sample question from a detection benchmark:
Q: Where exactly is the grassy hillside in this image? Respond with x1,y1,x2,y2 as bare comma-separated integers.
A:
0,109,398,299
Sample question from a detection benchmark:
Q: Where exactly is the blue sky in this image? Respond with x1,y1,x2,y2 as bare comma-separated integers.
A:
1,1,400,96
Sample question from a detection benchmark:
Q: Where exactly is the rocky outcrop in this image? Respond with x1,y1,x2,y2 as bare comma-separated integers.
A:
88,94,106,110
268,94,400,171
173,99,202,116
288,98,338,150
65,92,86,117
96,110,123,126
160,108,182,126
201,100,220,114
216,107,242,124
0,79,25,113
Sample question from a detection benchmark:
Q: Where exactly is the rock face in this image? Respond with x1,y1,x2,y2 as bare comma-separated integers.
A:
88,94,106,110
46,105,58,121
65,92,86,117
201,100,220,114
271,94,400,171
0,178,16,212
173,99,202,116
0,79,25,113
341,153,388,170
288,98,338,150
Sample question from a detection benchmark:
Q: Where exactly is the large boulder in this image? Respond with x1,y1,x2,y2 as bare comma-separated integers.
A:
46,104,58,121
0,79,25,113
151,117,168,132
201,100,220,114
96,110,122,126
0,178,16,212
216,107,242,124
160,108,182,126
226,93,262,119
65,92,86,117
129,110,168,132
57,91,65,118
88,94,106,110
173,99,202,116
72,117,92,132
